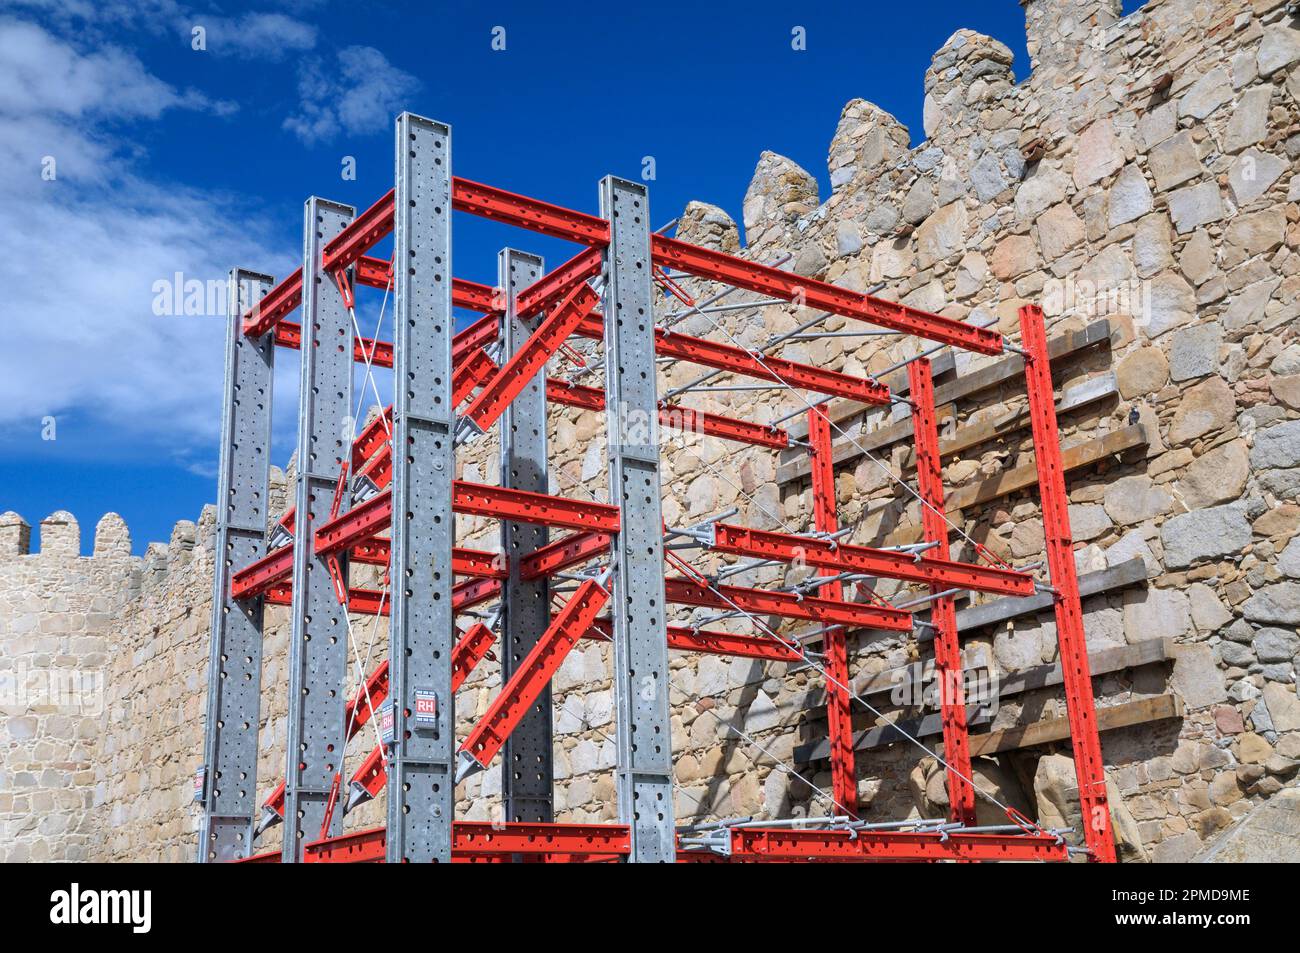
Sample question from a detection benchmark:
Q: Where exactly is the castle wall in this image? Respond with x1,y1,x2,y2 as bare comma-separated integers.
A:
2,0,1298,862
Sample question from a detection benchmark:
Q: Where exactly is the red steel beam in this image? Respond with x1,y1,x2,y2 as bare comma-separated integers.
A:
263,577,500,617
321,190,394,274
649,234,1004,355
714,828,1069,862
292,822,1065,863
708,524,1034,597
808,406,856,817
459,579,611,777
584,618,801,663
548,379,790,449
452,177,611,246
1020,304,1116,864
909,357,975,826
461,282,600,433
571,314,890,405
274,320,394,368
343,621,498,816
663,577,911,631
248,181,1000,355
302,822,633,863
273,302,499,373
519,530,613,581
515,247,603,318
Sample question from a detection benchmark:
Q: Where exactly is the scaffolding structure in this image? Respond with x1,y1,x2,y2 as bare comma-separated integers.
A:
198,111,1118,864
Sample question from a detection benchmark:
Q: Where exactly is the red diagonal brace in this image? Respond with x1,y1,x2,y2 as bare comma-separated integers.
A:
516,247,604,318
461,282,600,434
456,579,611,781
343,621,498,815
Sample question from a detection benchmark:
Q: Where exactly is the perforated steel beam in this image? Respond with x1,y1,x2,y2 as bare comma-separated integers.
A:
908,358,975,826
199,269,275,863
1020,304,1116,864
497,248,555,825
385,112,456,864
281,197,356,862
600,176,675,862
807,407,856,817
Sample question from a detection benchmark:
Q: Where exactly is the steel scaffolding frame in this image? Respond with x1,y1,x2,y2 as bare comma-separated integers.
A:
200,110,1117,864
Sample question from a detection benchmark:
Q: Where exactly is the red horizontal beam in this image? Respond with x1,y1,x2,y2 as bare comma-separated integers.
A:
572,315,890,405
584,618,801,662
650,234,1004,355
243,268,303,337
716,828,1069,862
709,524,1035,597
546,380,790,449
452,178,611,246
274,321,394,368
664,577,911,631
263,577,500,617
289,823,1064,863
314,484,620,559
301,822,632,863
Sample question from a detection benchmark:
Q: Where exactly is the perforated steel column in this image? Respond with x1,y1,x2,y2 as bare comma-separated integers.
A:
386,113,456,863
600,176,675,862
200,269,275,862
282,197,356,862
498,248,555,824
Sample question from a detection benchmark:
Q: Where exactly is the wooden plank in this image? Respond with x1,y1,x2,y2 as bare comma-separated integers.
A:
882,424,1149,536
795,636,1176,760
967,694,1184,757
777,363,1117,485
782,318,1112,445
797,555,1147,656
926,555,1148,642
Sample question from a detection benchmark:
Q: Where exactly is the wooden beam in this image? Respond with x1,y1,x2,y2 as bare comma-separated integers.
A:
794,637,1176,761
777,366,1117,486
925,555,1148,642
880,424,1149,546
968,694,1183,757
781,317,1113,446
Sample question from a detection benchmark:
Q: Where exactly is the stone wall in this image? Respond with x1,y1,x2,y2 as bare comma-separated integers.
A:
0,512,137,861
2,0,1298,862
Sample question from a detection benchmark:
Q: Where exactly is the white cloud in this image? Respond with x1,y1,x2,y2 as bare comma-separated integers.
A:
283,45,420,144
0,1,319,59
0,17,288,466
195,12,318,59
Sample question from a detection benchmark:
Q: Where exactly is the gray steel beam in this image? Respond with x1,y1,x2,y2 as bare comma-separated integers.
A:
385,112,456,863
497,248,554,825
199,269,275,862
600,176,676,862
282,197,356,862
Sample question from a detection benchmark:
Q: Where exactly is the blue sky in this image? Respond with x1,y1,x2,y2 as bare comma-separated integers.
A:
2,0,1149,554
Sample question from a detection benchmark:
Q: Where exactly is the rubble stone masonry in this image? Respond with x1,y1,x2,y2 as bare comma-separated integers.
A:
2,0,1299,862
